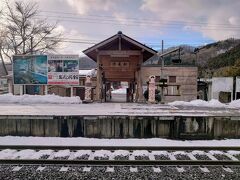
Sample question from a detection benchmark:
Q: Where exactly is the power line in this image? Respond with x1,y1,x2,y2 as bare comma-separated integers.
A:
34,15,240,31
40,10,240,28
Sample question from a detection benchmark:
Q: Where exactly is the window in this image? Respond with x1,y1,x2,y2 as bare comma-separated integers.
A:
169,76,176,83
155,76,160,83
167,85,180,96
110,61,129,67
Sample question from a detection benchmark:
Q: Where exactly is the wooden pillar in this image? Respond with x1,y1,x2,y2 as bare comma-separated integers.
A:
96,54,101,101
136,54,145,102
70,86,73,97
44,85,48,95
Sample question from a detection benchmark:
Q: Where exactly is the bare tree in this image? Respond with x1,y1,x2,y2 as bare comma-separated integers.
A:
1,1,62,63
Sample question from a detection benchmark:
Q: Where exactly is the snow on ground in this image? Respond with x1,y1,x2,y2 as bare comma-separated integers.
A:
74,150,92,158
0,94,81,104
112,150,129,157
112,87,127,94
93,150,111,158
0,149,17,159
53,149,71,158
31,150,54,159
168,99,240,108
1,136,240,147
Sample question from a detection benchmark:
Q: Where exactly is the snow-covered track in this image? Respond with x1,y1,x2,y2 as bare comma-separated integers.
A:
0,146,240,167
0,159,240,166
0,145,240,151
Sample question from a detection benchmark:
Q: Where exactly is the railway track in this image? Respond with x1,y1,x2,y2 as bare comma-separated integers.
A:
0,145,240,166
1,146,240,179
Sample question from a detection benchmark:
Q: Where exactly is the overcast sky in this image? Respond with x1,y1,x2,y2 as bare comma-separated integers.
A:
1,0,240,55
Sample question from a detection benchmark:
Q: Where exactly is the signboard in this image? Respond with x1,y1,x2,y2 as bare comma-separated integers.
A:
47,55,79,85
13,55,48,85
13,55,79,85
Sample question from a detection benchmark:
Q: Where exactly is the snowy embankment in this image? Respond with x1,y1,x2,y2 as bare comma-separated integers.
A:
0,94,81,104
111,87,127,94
168,99,240,108
1,136,240,147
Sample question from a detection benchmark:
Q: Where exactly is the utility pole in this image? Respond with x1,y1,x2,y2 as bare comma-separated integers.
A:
161,40,164,104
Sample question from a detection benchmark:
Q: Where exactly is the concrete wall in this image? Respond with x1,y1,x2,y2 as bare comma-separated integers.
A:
141,66,198,102
211,77,233,101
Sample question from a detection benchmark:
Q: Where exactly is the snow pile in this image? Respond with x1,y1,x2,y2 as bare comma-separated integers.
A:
169,99,240,108
0,93,82,104
0,149,17,159
112,87,127,94
229,99,240,108
168,99,227,108
12,149,36,159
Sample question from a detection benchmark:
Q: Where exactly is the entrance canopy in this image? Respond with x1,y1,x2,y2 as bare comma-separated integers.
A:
83,31,157,62
82,32,157,102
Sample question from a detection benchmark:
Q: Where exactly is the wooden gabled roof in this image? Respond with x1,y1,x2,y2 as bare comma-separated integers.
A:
83,31,157,62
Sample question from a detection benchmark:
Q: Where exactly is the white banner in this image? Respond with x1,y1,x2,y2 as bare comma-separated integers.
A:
47,55,79,85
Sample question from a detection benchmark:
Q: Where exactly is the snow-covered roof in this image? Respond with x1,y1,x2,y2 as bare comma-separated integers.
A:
79,69,97,77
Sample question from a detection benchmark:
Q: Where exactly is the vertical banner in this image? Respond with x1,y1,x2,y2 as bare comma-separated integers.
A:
13,55,48,85
47,55,79,85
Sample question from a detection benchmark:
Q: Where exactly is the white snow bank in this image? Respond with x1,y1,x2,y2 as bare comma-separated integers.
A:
229,99,240,108
2,136,240,147
168,99,227,108
0,149,17,159
12,149,36,159
169,99,240,108
112,87,127,94
0,94,81,104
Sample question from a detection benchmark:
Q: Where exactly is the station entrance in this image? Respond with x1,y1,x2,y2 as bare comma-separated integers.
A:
83,31,156,102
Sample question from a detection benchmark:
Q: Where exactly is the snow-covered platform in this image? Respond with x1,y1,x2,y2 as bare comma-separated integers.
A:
0,102,240,139
0,103,240,117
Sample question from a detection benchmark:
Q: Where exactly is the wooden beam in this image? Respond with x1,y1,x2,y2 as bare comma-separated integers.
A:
122,35,156,54
98,50,141,56
119,37,121,51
